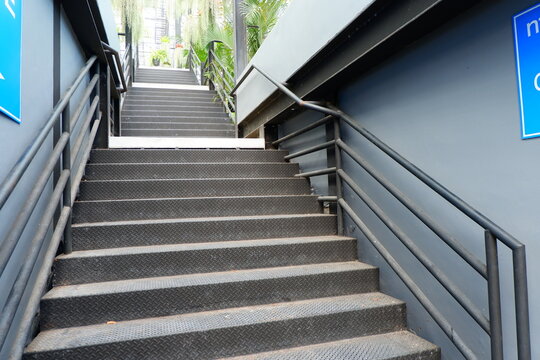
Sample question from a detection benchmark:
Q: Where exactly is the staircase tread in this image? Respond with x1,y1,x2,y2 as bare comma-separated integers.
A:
219,331,439,360
56,236,356,259
80,177,307,183
71,213,335,228
44,261,373,299
74,194,319,204
26,293,403,353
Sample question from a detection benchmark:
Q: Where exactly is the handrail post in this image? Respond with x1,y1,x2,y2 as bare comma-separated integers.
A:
334,117,343,235
208,42,215,91
513,246,531,360
94,62,110,148
61,104,73,254
485,230,503,360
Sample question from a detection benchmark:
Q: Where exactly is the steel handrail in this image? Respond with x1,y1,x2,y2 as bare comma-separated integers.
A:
233,64,531,360
102,42,128,93
0,55,103,355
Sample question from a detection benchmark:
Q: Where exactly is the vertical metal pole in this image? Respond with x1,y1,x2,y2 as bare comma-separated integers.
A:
334,117,343,235
326,119,337,216
208,42,215,91
62,104,73,254
53,0,61,226
233,0,248,80
485,230,503,360
94,63,110,148
513,246,531,360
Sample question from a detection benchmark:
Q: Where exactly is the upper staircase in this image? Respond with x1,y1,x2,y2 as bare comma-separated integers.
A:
22,68,440,359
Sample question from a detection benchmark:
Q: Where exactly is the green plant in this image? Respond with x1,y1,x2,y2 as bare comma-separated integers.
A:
240,0,289,58
150,49,169,65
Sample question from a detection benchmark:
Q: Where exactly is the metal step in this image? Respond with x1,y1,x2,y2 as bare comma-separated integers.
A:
221,331,440,360
71,214,337,250
89,149,287,164
77,178,311,201
126,92,217,100
123,103,223,111
53,236,358,285
120,121,234,130
122,109,227,117
124,98,220,106
120,129,236,137
128,88,216,95
41,262,378,329
84,163,299,180
121,115,231,124
25,293,406,359
72,195,321,223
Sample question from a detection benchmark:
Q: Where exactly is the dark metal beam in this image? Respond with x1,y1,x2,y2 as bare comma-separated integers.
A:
239,0,484,136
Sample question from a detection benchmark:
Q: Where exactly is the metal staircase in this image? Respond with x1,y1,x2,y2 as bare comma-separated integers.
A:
21,69,440,358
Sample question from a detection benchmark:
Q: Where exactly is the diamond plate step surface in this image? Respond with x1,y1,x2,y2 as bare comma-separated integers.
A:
123,103,224,111
77,178,311,200
24,293,406,360
220,331,440,360
89,149,288,163
121,115,231,124
71,214,337,250
73,195,320,223
84,162,300,180
42,262,378,329
121,121,234,130
120,129,236,137
122,109,227,117
53,236,357,285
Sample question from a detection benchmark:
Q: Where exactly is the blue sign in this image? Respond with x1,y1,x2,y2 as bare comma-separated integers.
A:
0,0,22,123
513,4,540,139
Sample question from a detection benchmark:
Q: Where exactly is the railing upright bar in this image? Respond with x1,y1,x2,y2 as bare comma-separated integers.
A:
61,104,73,254
334,118,344,235
485,230,504,360
513,247,531,360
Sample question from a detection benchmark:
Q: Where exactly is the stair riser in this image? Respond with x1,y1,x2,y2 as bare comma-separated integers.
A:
84,163,299,180
121,116,230,124
122,110,227,117
123,104,223,111
134,76,198,81
135,79,198,85
42,268,379,329
89,150,287,164
72,216,336,250
124,99,219,106
120,129,235,137
127,89,216,95
26,305,405,360
120,122,234,130
126,92,216,99
77,178,311,201
73,196,320,223
54,239,358,285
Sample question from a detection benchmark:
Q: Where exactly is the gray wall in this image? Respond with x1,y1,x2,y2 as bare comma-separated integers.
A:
335,0,540,358
274,0,540,359
0,1,91,356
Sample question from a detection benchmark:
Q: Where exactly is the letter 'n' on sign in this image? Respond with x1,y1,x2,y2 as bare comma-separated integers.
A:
0,0,22,123
513,4,540,139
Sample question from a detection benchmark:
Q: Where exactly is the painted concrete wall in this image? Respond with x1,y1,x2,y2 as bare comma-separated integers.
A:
236,0,375,123
273,0,540,359
0,1,92,356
